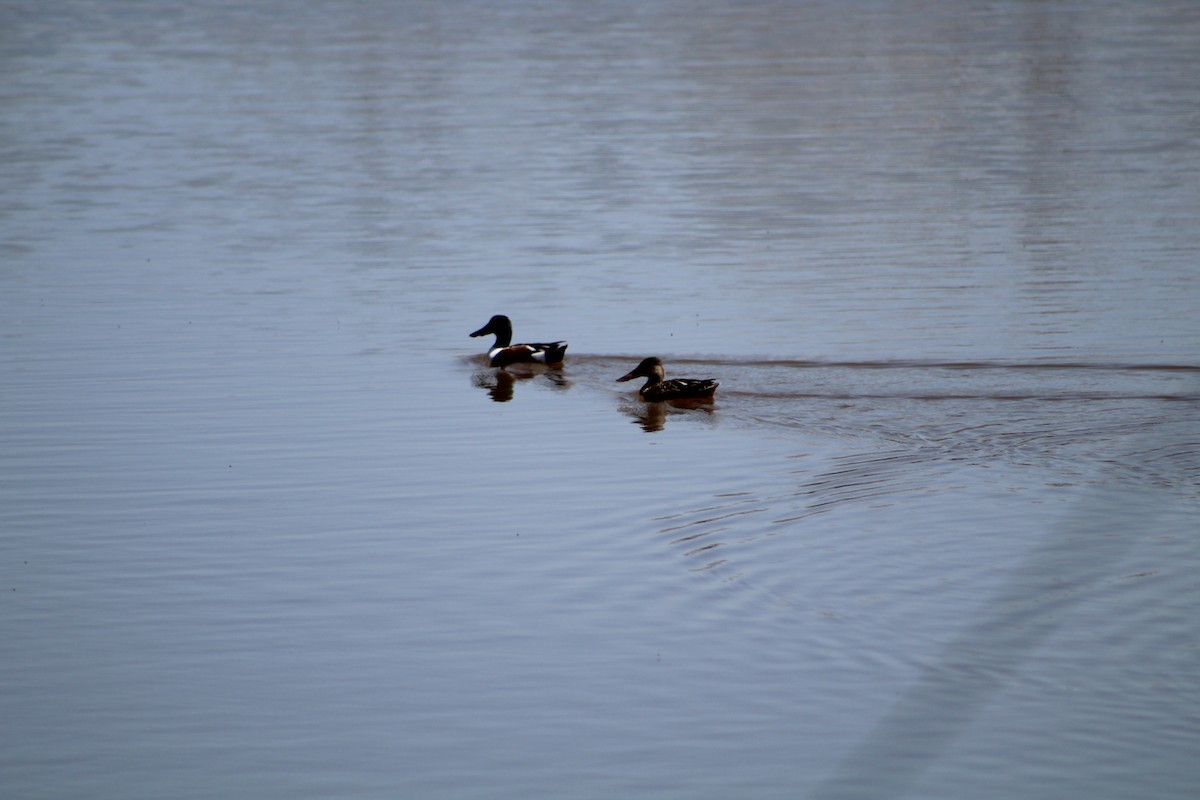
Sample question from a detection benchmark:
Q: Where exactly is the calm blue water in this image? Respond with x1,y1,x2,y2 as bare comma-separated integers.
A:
2,2,1198,798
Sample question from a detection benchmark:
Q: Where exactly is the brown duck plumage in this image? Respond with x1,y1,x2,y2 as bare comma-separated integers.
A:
616,356,718,401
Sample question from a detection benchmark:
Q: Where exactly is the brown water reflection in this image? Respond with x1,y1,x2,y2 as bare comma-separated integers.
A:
617,396,718,433
470,363,571,402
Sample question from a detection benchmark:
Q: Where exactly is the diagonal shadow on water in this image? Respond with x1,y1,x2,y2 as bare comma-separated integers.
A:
805,416,1197,799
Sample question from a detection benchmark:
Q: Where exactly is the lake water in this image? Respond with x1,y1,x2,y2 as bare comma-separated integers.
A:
2,1,1198,798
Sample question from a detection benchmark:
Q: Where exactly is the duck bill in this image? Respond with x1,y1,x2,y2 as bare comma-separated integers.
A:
469,324,490,338
615,369,638,383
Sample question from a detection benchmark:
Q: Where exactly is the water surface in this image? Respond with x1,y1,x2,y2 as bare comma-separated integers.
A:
2,2,1198,798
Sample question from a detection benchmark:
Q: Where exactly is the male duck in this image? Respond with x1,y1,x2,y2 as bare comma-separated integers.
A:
616,357,718,401
470,315,568,368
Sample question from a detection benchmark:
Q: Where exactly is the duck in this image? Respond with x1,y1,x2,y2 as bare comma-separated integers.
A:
470,315,568,368
616,356,718,401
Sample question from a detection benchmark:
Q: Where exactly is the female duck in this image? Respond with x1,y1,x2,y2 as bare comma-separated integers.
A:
616,356,718,401
470,315,568,367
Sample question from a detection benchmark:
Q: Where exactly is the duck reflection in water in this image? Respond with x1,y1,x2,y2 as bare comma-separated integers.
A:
618,396,717,432
622,399,669,432
471,365,569,403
